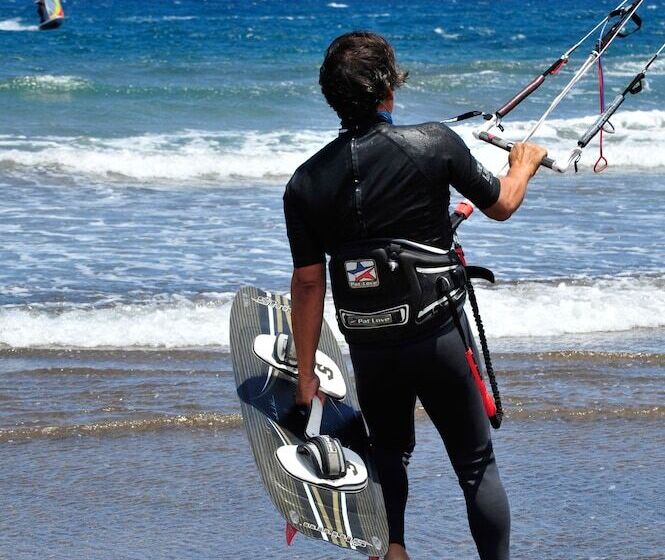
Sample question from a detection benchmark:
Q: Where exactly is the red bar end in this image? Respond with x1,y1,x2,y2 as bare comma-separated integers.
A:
455,200,474,220
550,59,567,75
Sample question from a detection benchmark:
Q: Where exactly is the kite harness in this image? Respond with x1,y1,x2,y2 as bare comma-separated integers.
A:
327,201,503,429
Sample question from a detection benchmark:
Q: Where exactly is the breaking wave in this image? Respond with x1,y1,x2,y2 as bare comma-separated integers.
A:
467,275,665,339
0,294,234,349
0,110,663,184
0,129,336,184
120,15,199,23
0,276,663,350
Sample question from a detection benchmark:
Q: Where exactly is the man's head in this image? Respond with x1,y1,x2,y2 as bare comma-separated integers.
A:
319,31,408,125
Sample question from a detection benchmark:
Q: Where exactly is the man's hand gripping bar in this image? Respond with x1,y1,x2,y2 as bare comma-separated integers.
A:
475,131,578,173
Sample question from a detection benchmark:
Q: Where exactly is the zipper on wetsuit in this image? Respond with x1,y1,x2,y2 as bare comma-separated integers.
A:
350,138,365,236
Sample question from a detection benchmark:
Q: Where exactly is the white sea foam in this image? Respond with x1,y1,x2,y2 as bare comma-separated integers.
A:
327,3,349,8
0,296,234,349
121,15,198,23
0,18,38,31
1,277,663,349
468,277,665,339
0,129,336,184
603,59,665,78
434,27,460,40
0,75,92,92
0,110,663,184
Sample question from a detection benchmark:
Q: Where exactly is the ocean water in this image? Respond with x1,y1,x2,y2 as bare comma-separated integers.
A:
1,0,664,558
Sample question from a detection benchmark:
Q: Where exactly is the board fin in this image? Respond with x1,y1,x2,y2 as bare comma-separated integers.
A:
285,522,298,545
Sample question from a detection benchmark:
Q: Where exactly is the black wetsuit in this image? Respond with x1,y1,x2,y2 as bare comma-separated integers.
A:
283,115,510,559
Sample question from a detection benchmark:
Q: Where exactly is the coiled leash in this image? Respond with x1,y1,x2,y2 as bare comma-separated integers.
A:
447,203,503,429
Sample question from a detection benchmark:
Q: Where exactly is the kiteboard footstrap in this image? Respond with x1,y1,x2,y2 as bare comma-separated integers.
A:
297,434,348,480
275,398,369,491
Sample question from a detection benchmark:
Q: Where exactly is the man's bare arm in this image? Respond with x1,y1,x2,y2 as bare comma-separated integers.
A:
290,263,326,405
482,142,548,222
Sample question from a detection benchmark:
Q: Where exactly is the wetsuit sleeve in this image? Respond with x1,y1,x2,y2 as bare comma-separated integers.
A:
283,177,326,269
443,127,501,210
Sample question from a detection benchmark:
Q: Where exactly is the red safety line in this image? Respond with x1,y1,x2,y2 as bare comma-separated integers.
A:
464,348,497,419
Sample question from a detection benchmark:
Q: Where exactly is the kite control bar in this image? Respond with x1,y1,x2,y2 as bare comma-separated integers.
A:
475,131,567,172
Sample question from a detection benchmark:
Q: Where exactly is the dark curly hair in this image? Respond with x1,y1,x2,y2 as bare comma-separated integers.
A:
319,32,408,125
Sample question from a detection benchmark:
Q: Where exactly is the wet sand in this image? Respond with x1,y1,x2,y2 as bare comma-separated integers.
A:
1,347,663,559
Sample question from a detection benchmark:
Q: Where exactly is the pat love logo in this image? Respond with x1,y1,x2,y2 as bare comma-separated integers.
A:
345,259,379,288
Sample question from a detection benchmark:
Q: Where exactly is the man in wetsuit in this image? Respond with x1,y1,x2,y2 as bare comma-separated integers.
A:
283,32,547,560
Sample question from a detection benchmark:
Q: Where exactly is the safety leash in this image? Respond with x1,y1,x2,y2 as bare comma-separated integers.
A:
448,202,503,429
466,278,502,429
452,242,502,429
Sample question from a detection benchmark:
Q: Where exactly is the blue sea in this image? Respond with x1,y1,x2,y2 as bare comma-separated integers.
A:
1,1,664,558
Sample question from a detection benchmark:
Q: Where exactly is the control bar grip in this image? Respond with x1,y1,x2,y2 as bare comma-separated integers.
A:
477,131,558,171
578,93,625,148
495,74,546,118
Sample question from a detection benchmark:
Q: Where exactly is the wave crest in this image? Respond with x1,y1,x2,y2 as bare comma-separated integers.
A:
1,110,663,184
0,129,335,184
1,276,663,350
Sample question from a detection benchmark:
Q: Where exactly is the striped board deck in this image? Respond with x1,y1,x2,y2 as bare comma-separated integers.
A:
230,286,389,558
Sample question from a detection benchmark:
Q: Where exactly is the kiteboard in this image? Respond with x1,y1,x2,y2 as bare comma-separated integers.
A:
230,286,389,558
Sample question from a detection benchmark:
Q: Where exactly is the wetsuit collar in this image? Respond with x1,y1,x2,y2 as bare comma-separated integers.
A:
340,112,393,134
376,111,393,124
